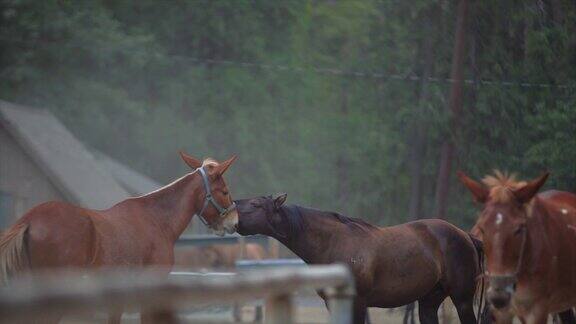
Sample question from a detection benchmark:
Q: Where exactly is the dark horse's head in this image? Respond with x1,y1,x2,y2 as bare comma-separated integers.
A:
235,193,293,237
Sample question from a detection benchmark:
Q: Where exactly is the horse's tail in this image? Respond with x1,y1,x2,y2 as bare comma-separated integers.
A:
0,223,30,284
468,232,488,324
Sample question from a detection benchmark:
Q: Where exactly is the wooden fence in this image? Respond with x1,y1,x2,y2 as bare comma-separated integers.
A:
0,264,355,323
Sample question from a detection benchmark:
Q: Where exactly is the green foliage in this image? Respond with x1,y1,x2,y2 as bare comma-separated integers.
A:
1,0,575,227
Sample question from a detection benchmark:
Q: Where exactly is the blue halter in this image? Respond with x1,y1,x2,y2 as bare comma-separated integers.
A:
195,167,236,228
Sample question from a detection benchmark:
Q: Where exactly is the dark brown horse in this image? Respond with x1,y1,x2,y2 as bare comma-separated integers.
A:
236,194,484,324
0,152,238,323
459,171,576,324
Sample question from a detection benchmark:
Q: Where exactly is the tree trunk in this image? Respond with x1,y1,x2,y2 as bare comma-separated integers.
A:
407,12,435,220
433,0,469,219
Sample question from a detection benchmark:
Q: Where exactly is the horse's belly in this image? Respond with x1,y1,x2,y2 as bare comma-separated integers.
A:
367,274,439,307
366,255,440,307
95,233,156,267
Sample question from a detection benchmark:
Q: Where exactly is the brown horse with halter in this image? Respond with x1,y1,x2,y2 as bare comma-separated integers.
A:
459,171,576,324
0,152,239,323
236,194,484,324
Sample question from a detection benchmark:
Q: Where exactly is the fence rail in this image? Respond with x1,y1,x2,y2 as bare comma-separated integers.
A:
0,264,355,323
176,234,268,246
236,259,306,270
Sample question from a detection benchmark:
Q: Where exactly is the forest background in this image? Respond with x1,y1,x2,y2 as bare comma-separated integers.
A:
2,0,575,228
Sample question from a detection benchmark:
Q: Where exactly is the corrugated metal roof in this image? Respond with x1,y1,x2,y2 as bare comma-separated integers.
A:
0,100,130,209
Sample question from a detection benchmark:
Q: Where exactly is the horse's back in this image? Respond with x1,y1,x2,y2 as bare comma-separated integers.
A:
539,190,576,202
404,218,475,250
21,201,97,269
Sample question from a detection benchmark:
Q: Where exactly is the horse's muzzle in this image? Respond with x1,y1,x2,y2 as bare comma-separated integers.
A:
487,288,512,309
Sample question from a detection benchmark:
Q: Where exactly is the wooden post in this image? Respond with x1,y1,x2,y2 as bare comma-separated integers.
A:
234,236,246,322
264,294,293,324
232,302,242,322
254,304,264,322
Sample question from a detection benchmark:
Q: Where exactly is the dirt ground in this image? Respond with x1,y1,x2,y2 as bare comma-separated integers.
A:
61,305,554,324
60,301,454,324
62,306,410,324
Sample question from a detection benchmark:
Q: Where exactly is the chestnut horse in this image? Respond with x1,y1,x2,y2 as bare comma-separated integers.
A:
0,152,238,323
459,171,576,324
236,194,484,324
174,243,266,269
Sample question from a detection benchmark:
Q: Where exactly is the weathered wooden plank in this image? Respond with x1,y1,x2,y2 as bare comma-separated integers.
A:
0,264,354,323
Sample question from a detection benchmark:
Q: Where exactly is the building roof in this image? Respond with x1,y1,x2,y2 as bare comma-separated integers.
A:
91,150,161,196
0,100,131,209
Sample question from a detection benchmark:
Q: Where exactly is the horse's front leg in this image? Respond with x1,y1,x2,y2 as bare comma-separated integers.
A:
491,307,514,324
140,308,179,324
523,307,549,324
107,305,123,324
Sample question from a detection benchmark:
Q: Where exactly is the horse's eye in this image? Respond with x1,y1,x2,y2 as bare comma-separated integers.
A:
514,224,526,235
222,190,229,196
250,202,261,208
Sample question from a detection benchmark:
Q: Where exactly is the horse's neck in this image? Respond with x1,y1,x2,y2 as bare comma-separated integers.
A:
276,211,344,264
132,173,201,242
523,199,554,276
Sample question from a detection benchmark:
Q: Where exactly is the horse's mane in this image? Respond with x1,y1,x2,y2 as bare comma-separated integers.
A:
482,170,527,203
202,158,218,167
330,212,378,231
278,205,305,237
280,205,377,235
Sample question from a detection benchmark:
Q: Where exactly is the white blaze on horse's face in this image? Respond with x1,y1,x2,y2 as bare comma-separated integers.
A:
495,213,504,226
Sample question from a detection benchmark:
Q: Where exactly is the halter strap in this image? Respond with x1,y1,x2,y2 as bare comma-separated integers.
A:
195,167,236,228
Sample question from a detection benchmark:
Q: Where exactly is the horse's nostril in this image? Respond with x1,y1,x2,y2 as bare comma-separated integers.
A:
488,292,511,309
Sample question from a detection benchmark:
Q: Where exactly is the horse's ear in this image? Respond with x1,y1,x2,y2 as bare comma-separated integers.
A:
273,193,287,208
180,151,203,169
514,172,550,204
214,155,237,176
457,171,488,204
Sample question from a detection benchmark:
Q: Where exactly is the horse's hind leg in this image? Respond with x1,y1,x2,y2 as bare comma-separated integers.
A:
108,306,123,324
418,286,446,324
451,295,477,324
141,308,178,324
350,298,368,324
558,309,576,324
